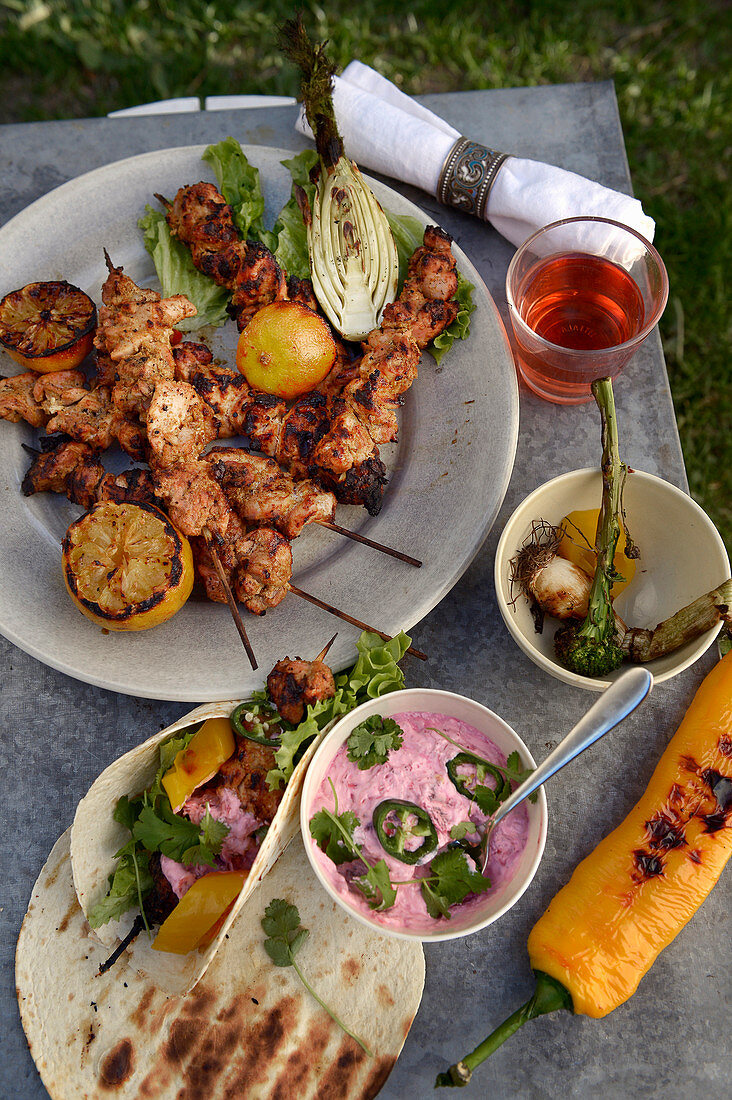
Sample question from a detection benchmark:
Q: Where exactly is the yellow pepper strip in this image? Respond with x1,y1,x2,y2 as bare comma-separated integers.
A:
152,871,247,955
436,651,732,1088
161,717,235,812
528,649,732,1017
557,507,636,598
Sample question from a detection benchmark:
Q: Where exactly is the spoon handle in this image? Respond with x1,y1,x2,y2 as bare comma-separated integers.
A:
491,666,653,831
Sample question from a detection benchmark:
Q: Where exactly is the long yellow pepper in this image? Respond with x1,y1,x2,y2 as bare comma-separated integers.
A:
437,650,732,1088
529,649,732,1016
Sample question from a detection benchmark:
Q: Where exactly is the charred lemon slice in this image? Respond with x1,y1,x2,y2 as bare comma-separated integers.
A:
236,300,337,398
62,501,194,631
0,280,97,374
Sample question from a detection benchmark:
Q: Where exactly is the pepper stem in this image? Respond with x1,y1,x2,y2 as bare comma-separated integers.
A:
434,971,572,1088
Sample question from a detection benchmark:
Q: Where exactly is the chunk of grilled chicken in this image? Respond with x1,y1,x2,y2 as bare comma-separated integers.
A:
266,655,336,725
206,446,336,539
0,369,86,427
212,734,284,823
381,224,460,348
21,439,158,510
161,183,289,331
173,341,253,437
146,379,219,467
0,368,146,459
96,253,197,418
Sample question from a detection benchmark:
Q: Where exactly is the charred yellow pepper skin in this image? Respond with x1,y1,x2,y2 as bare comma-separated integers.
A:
528,650,732,1018
161,717,235,812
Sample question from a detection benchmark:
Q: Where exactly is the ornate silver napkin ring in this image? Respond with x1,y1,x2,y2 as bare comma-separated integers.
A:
437,137,510,218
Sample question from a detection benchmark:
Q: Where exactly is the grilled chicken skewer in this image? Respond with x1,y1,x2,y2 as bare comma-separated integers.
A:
206,445,421,567
160,183,459,513
145,379,426,657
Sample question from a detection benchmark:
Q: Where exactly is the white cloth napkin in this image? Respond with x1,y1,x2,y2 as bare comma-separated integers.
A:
295,60,655,248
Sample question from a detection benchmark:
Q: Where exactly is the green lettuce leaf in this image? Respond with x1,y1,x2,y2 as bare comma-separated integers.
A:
202,136,277,250
138,206,229,330
271,150,319,279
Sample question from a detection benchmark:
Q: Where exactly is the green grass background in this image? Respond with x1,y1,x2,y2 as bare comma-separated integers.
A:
1,0,729,550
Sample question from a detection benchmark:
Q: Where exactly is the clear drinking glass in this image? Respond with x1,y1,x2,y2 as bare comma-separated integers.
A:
506,216,669,405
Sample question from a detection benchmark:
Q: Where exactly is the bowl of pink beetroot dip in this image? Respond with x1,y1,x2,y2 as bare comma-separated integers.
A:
300,688,547,941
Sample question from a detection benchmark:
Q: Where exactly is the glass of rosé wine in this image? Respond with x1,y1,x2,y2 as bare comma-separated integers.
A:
505,216,669,404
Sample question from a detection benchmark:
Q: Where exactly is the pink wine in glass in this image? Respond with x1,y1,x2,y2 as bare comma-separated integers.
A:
519,252,646,350
513,252,646,402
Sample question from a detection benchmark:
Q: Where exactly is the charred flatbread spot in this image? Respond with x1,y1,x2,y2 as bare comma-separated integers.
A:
270,1023,330,1099
376,983,395,1008
341,955,362,984
99,1038,134,1089
313,1037,368,1098
163,1018,200,1064
57,897,78,933
216,995,247,1024
363,1055,398,1098
181,987,217,1018
130,985,157,1028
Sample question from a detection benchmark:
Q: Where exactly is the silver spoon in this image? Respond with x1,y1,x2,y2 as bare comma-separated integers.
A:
481,666,653,872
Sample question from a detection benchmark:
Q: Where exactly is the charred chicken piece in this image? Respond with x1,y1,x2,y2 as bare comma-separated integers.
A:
143,852,179,925
95,253,196,418
173,341,253,437
162,183,289,331
146,379,218,467
207,446,336,540
266,655,336,725
22,438,158,510
0,369,86,427
213,734,284,824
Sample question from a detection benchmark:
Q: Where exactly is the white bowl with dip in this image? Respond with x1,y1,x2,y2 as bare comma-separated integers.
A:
494,468,730,691
300,688,547,941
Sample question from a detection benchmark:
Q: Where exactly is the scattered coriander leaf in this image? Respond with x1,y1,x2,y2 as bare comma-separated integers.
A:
87,843,152,928
309,806,361,865
357,859,398,911
261,899,371,1055
450,820,478,841
347,715,404,770
420,850,492,920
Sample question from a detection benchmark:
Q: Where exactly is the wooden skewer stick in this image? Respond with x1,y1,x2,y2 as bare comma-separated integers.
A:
98,913,146,976
314,633,338,663
203,526,258,670
319,521,422,567
288,584,427,661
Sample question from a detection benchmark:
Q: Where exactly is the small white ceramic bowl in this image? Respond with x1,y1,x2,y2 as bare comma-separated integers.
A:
495,468,730,690
300,687,547,942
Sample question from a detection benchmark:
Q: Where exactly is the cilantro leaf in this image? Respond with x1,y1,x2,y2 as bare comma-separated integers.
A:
504,751,538,803
420,850,492,920
347,715,404,770
133,801,228,867
262,898,310,966
355,859,398,911
261,899,371,1054
473,784,501,817
309,806,361,865
87,843,152,929
450,820,478,841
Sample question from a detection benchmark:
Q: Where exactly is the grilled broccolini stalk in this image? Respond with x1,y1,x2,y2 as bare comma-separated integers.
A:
553,377,632,677
278,17,399,340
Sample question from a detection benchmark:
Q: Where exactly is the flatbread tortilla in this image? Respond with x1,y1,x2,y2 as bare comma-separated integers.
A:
70,699,328,994
17,829,425,1100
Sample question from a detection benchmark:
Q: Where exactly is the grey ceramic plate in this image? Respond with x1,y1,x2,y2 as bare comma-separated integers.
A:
0,145,518,700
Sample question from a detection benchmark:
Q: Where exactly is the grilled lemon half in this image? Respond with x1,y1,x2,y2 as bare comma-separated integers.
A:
62,501,194,631
0,280,97,374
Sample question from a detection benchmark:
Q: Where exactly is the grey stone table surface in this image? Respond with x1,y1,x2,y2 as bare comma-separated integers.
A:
1,84,728,1099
